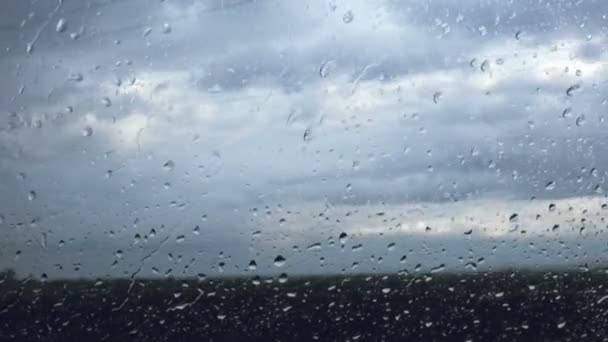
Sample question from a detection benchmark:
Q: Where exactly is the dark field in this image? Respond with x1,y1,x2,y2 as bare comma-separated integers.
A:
1,270,608,341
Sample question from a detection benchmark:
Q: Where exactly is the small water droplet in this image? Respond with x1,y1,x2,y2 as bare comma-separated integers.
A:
278,273,288,283
56,18,67,33
162,23,172,34
28,190,37,201
566,84,580,96
562,107,572,118
274,255,286,267
339,232,348,244
303,127,312,142
82,126,93,137
342,10,354,23
387,242,395,251
480,59,490,72
515,30,523,40
319,60,335,78
193,225,200,235
432,92,442,104
381,288,391,294
545,181,556,191
105,170,113,179
176,235,185,243
163,160,175,171
557,321,566,329
509,213,519,223
101,97,112,107
430,264,445,273
143,27,152,37
248,260,257,270
68,72,83,82
575,114,586,127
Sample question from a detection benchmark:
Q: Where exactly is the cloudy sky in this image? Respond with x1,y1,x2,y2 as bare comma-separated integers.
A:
1,0,608,279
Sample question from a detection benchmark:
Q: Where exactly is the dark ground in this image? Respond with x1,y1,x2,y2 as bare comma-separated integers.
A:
1,269,608,341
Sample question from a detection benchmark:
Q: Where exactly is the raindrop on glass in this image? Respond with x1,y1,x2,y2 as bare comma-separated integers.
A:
274,255,286,267
342,10,354,23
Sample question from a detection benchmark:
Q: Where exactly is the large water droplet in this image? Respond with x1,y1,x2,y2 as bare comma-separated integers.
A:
274,255,286,267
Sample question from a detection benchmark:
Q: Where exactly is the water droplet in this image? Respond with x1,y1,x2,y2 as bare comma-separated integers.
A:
193,225,200,235
480,59,490,72
102,97,112,107
163,160,175,171
430,264,445,273
143,27,152,37
176,235,185,243
82,126,93,137
342,10,354,23
557,321,566,329
278,273,288,283
25,43,34,54
545,181,556,191
381,288,391,294
307,242,322,251
68,72,83,82
162,23,172,34
566,84,580,96
562,107,572,118
387,242,395,251
509,213,519,223
470,147,480,157
575,114,586,127
549,203,556,212
515,30,523,40
105,170,113,179
248,260,257,270
319,60,335,78
274,255,286,267
55,18,67,33
432,92,442,104
303,128,312,142
28,191,37,201
40,232,47,249
339,232,348,244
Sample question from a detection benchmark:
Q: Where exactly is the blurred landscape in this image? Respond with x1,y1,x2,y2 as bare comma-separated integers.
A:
1,269,608,341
